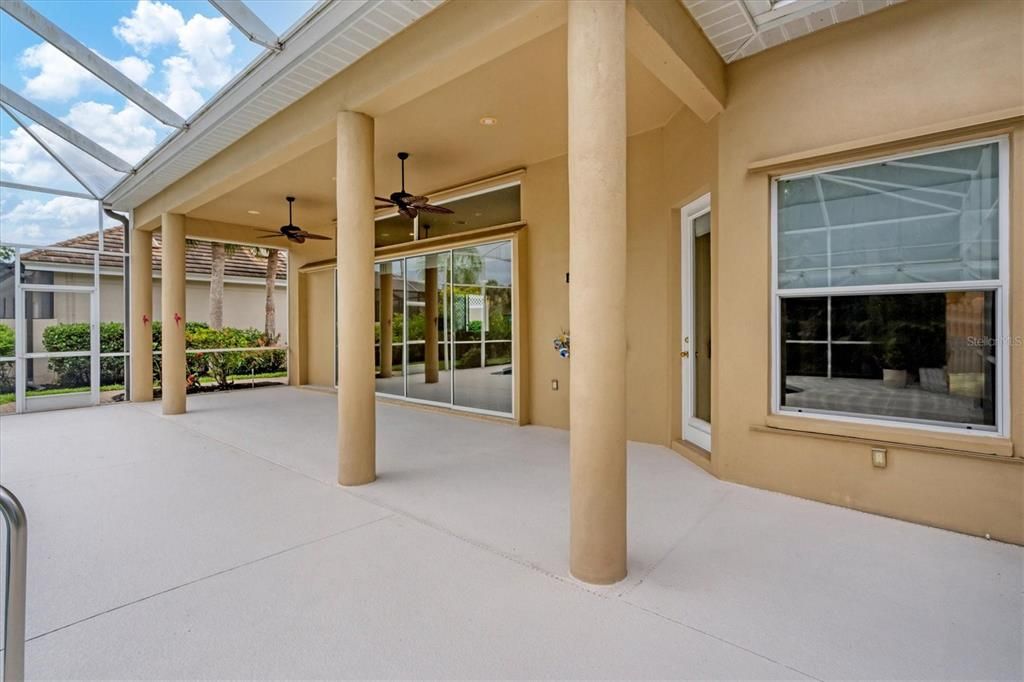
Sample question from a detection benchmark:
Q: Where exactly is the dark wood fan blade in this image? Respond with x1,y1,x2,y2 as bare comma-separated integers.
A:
257,234,284,239
405,195,430,206
415,203,455,214
375,205,393,210
294,232,331,240
399,205,417,219
374,197,396,204
255,228,281,234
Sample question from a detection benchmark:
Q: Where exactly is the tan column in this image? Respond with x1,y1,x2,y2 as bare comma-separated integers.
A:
160,213,187,415
424,264,439,383
129,227,153,402
379,264,393,378
336,110,376,486
568,0,628,585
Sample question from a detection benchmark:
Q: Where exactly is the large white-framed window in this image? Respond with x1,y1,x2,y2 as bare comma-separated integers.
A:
771,136,1010,435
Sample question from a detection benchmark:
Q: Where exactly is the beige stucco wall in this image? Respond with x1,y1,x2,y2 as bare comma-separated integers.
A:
712,0,1023,543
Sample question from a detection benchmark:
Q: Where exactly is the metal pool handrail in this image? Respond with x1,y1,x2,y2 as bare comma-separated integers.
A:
1,485,27,682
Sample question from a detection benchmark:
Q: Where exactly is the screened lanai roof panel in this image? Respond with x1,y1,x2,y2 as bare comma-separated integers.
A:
0,0,324,247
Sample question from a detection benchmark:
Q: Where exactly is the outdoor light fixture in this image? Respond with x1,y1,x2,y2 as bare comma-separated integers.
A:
479,116,498,126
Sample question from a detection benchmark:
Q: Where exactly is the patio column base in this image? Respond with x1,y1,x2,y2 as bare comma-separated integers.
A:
160,213,187,415
336,110,377,486
567,0,628,585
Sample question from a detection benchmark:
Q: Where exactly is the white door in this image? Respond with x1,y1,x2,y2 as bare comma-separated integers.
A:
681,194,712,452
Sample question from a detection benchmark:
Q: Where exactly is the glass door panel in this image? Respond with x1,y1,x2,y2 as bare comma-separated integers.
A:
375,259,405,396
452,243,513,414
405,252,451,404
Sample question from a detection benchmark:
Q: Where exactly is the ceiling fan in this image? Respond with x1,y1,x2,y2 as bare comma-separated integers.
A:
375,152,454,219
257,196,331,244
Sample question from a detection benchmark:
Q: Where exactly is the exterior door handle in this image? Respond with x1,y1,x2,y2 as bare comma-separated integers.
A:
680,351,689,358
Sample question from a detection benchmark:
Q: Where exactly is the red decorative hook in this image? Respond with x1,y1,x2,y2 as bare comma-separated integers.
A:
174,312,182,326
142,314,150,325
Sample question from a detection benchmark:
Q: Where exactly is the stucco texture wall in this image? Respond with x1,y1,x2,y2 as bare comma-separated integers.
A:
713,0,1023,542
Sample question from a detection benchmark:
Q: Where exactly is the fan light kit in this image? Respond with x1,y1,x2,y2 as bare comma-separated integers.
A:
375,152,455,220
256,196,332,244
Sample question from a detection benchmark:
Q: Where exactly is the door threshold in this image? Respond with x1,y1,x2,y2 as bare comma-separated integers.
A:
671,438,713,473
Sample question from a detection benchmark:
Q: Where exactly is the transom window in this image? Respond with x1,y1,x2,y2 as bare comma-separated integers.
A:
772,138,1009,433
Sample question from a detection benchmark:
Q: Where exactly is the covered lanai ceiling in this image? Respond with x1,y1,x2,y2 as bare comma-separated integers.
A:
187,25,684,233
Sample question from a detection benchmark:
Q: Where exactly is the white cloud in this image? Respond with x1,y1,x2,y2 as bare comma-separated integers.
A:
0,193,99,245
113,0,185,55
19,42,154,101
160,13,235,117
0,126,82,189
112,55,155,86
61,101,158,164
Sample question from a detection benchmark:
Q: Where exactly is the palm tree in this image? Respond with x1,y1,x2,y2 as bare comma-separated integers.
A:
262,247,279,340
186,240,238,330
247,246,280,340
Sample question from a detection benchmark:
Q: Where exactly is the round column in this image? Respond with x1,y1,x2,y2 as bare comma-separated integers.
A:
568,0,628,585
336,111,377,486
160,213,187,415
129,226,153,402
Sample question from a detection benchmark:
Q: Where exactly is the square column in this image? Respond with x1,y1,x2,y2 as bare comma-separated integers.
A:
129,226,153,402
160,213,187,415
568,0,628,584
336,111,376,486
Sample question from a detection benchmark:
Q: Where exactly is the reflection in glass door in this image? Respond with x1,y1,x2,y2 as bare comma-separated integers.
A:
374,259,405,395
404,252,451,404
452,243,513,414
373,239,513,416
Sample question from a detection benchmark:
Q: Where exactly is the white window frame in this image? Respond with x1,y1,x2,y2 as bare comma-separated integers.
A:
770,135,1011,437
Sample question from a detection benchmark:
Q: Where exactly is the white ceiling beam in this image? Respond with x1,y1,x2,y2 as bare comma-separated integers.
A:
0,0,186,129
0,85,133,173
0,103,99,198
0,180,95,200
208,0,281,51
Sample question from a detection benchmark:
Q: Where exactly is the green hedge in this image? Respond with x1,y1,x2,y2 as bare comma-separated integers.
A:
0,324,13,393
40,321,285,390
41,322,125,387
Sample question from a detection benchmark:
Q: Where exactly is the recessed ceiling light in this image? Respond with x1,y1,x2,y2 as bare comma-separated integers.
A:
408,231,415,236
381,232,390,237
479,116,498,126
247,210,260,215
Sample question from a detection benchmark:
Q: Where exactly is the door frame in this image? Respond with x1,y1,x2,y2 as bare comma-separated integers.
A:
681,193,712,452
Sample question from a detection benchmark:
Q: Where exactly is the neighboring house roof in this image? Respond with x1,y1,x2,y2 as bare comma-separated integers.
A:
20,227,287,281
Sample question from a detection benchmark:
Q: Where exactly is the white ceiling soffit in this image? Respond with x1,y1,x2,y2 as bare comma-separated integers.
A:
105,0,442,211
682,0,904,63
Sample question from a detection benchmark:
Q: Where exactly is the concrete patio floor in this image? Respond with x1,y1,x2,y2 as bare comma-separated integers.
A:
0,386,1020,680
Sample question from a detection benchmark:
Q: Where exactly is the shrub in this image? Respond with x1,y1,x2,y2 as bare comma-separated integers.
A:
41,321,284,390
42,322,125,387
0,324,14,392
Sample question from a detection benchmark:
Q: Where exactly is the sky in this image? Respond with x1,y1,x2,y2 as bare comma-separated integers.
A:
0,0,315,247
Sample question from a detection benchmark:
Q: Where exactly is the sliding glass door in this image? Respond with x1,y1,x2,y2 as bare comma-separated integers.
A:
374,239,513,416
